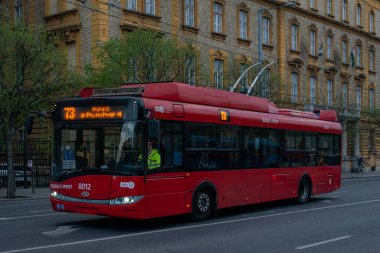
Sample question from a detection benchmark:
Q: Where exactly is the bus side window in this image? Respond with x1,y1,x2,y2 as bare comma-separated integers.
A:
161,133,172,167
158,120,184,171
160,133,183,169
173,135,183,167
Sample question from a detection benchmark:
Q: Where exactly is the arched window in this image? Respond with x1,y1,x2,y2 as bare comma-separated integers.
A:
356,40,363,67
342,82,348,109
309,25,317,56
341,35,348,64
326,0,332,16
369,11,375,34
369,46,375,72
291,72,299,103
356,4,362,27
310,76,317,105
342,0,347,21
369,88,375,112
326,30,334,60
327,79,333,107
356,85,362,110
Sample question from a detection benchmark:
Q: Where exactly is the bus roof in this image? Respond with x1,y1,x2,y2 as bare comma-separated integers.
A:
78,82,338,122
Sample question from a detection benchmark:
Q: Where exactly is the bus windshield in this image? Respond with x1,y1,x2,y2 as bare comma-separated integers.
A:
55,122,143,176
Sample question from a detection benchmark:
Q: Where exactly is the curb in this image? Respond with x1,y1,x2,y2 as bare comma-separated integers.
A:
0,196,49,202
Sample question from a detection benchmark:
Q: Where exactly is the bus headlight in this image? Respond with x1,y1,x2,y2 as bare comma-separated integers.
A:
109,196,143,205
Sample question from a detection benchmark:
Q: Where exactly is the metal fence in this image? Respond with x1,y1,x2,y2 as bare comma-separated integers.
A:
0,140,51,187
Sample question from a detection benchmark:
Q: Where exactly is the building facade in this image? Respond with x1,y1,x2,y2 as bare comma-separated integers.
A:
1,0,380,172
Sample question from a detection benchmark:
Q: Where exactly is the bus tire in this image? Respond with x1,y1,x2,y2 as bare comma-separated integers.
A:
190,189,214,221
297,177,311,204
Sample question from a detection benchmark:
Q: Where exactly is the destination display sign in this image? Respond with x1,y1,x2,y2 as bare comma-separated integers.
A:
62,106,125,120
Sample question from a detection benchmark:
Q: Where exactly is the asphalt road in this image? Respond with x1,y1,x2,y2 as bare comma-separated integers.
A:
1,177,380,253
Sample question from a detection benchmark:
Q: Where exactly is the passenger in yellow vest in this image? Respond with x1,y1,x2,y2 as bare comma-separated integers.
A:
139,141,161,170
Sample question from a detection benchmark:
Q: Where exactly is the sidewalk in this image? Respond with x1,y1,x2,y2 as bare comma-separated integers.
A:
0,170,380,202
342,169,380,179
0,186,50,202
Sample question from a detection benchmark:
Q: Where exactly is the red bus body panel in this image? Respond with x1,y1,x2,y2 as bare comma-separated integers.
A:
52,82,342,219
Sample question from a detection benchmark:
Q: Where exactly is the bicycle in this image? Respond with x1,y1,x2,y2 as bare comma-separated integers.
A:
357,163,366,174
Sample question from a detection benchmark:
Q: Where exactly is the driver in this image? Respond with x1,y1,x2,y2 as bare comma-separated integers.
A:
138,141,161,170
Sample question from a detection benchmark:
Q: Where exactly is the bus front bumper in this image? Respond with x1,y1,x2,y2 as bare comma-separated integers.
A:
50,195,145,219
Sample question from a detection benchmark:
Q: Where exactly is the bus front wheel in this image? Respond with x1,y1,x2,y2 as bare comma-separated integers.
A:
190,189,213,221
297,177,311,204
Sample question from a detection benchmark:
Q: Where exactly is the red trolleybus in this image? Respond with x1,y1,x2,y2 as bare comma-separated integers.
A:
50,82,341,220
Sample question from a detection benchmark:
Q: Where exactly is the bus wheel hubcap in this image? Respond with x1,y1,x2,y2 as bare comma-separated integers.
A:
198,193,210,213
301,182,309,199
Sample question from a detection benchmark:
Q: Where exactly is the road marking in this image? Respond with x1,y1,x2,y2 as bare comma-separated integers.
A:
29,210,52,213
296,235,352,250
2,198,380,253
0,213,63,221
43,226,80,238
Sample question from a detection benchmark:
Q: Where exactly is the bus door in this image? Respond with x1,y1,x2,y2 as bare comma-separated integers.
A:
271,130,302,200
145,129,186,218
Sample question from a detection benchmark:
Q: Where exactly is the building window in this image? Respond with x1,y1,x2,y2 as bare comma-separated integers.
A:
214,59,224,89
291,24,298,51
369,88,375,112
342,0,347,21
356,44,362,67
145,0,155,15
14,0,22,23
370,12,375,33
66,0,75,10
186,56,196,86
184,0,195,27
356,85,362,111
342,82,348,109
291,72,299,103
310,76,317,105
326,35,333,60
356,4,361,27
239,10,248,40
342,39,347,64
127,0,137,11
309,0,315,9
327,79,333,107
50,0,58,15
310,30,316,56
326,0,332,16
213,2,223,34
263,16,270,45
369,48,375,72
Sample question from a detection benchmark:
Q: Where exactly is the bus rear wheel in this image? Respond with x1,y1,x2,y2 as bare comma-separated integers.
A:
297,178,311,204
190,189,213,221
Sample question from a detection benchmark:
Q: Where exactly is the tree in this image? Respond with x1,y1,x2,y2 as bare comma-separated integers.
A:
0,23,77,198
85,29,198,87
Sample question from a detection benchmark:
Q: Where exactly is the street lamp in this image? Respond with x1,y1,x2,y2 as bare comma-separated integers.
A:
258,2,296,63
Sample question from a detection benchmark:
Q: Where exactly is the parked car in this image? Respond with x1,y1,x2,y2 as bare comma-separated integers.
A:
0,164,31,186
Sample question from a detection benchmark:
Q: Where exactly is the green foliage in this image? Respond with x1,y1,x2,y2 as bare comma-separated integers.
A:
0,23,78,138
85,29,197,87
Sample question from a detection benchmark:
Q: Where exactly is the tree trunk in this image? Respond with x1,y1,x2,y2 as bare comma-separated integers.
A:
6,130,15,199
